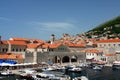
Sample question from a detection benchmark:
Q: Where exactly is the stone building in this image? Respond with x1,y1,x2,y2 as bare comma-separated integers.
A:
85,49,103,62
0,37,86,65
97,39,120,62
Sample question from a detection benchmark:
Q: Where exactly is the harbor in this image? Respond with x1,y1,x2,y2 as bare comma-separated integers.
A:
0,66,120,80
0,62,120,80
1,0,120,80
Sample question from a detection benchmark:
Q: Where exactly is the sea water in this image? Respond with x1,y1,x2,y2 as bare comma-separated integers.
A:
1,67,120,80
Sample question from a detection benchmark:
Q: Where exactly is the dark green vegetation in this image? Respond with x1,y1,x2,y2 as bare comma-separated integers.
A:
87,16,120,39
93,16,120,33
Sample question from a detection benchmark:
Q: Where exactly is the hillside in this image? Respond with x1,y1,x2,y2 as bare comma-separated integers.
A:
58,16,120,43
86,16,120,39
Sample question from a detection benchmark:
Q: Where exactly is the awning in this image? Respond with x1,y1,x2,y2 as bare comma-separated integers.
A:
0,63,14,66
0,59,3,63
4,60,16,64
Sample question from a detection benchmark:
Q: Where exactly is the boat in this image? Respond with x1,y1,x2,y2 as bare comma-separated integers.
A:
112,61,120,70
68,67,82,72
36,72,54,79
93,66,102,71
20,73,33,80
32,71,70,80
19,69,36,80
42,66,56,71
0,69,14,76
73,76,88,80
49,74,70,80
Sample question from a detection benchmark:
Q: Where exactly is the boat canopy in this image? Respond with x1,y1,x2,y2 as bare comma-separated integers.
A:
0,59,16,64
4,60,16,64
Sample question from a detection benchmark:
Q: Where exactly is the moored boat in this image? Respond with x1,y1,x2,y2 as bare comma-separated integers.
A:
0,69,14,76
19,69,36,80
93,66,102,71
68,67,82,73
112,61,120,70
73,76,88,80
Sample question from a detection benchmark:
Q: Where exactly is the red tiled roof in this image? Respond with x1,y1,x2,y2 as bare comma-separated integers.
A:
1,40,27,46
98,39,120,43
1,40,8,44
42,44,48,48
48,44,60,48
0,53,24,60
9,40,27,46
42,43,61,49
85,49,102,53
27,43,42,48
10,38,44,43
104,53,116,56
68,43,86,47
10,38,30,41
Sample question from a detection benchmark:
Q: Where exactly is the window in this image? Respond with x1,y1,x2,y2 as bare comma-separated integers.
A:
97,54,98,56
104,44,106,46
12,49,15,51
99,44,101,47
2,48,5,52
118,44,120,47
16,49,18,52
113,44,116,47
49,49,54,52
5,48,8,52
20,49,21,52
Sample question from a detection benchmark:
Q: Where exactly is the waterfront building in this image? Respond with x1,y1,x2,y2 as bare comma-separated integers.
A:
97,39,120,62
0,36,86,66
102,53,116,64
85,49,103,62
97,39,120,53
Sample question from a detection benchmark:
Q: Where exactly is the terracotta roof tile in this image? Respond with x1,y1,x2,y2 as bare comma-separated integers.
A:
68,43,86,47
0,53,24,60
9,40,27,46
27,43,41,48
85,49,102,53
104,53,116,56
48,44,60,48
42,43,60,49
10,38,44,43
98,39,120,43
1,40,8,44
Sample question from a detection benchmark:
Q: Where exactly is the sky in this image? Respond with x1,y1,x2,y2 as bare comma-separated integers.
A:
0,0,120,40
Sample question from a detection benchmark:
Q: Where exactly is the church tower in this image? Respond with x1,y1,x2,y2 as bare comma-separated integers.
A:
51,34,55,44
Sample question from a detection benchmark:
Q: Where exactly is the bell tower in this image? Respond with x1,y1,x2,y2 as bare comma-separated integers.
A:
51,34,55,44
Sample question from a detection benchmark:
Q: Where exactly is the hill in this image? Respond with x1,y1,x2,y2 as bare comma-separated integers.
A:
86,16,120,39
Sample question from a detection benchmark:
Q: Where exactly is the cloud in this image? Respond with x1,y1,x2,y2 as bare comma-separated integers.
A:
0,17,11,21
33,22,75,32
28,21,80,40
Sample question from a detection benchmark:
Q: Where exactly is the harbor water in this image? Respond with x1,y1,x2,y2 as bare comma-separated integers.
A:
1,67,120,80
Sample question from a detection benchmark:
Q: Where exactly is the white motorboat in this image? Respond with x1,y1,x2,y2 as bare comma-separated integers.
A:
73,76,88,80
32,71,70,80
93,66,102,70
0,70,14,76
42,66,56,71
36,72,54,78
68,67,82,72
112,61,120,70
19,69,37,79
